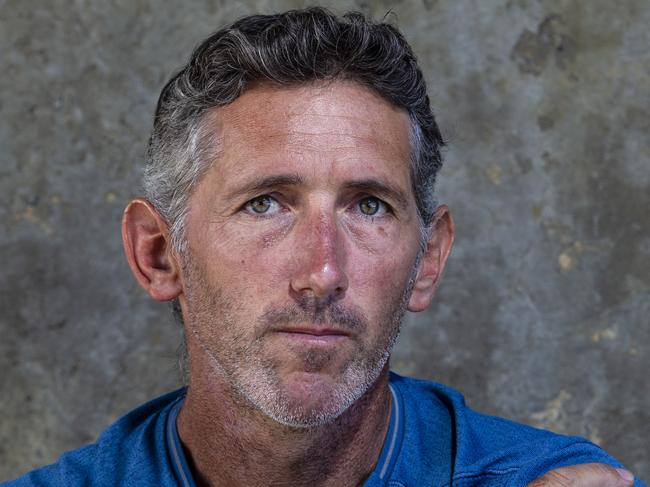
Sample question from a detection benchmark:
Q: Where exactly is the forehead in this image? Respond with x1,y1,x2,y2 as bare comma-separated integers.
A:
201,80,413,192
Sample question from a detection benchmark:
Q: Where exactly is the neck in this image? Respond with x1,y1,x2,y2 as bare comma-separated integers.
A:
177,341,392,487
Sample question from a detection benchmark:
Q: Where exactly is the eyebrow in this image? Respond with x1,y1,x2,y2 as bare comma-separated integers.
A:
225,173,305,200
226,173,410,209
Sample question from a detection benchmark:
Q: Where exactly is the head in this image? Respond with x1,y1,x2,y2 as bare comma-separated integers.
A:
123,8,453,428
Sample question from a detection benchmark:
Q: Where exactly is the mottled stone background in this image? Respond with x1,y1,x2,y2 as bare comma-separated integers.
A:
1,0,648,481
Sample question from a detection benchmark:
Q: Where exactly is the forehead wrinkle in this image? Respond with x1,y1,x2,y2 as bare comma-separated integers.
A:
253,127,408,160
217,131,406,170
219,82,408,128
211,82,411,155
214,129,411,186
285,110,408,140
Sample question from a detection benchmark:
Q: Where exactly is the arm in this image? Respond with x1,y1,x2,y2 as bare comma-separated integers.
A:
528,464,638,487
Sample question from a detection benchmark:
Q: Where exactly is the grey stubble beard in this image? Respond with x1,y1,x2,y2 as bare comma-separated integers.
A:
181,248,422,428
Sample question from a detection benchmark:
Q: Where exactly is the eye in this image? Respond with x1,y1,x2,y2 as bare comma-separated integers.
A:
244,195,279,215
358,196,388,217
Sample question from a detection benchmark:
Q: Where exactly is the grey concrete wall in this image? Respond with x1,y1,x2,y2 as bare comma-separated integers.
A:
1,0,648,481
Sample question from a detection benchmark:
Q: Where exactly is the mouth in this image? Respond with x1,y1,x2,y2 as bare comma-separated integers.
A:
272,326,351,344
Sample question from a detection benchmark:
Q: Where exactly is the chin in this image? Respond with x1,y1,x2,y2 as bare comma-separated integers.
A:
236,355,388,429
262,387,357,429
284,371,346,405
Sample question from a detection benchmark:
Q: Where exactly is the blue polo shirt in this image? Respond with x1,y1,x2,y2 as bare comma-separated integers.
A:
4,372,646,486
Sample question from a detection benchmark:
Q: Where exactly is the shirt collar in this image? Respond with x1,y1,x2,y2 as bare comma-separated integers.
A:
165,383,404,486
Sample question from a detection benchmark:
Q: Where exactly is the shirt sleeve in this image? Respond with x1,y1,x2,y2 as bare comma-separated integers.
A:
502,439,647,487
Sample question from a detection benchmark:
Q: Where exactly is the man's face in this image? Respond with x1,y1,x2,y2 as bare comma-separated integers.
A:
180,81,424,427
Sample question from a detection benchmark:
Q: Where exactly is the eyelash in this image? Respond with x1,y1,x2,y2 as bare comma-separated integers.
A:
243,195,282,216
241,194,393,219
356,196,391,218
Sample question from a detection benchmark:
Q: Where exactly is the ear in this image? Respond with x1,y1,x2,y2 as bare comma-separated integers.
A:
407,205,455,312
121,198,183,301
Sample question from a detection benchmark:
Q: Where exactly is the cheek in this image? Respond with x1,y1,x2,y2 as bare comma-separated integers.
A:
342,218,401,255
258,218,294,249
207,227,296,296
349,244,417,302
205,214,293,256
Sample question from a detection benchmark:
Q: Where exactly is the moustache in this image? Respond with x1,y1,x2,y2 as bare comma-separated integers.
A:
257,298,367,337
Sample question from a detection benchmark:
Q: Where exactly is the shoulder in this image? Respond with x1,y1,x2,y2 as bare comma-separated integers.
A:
3,389,185,487
389,373,642,487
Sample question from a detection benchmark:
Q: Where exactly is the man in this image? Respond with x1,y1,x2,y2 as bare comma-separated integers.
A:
5,8,643,487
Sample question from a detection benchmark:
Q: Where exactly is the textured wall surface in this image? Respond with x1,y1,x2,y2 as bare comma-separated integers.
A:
1,0,648,481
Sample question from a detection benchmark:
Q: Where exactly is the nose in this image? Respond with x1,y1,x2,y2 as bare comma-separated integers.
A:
289,211,349,303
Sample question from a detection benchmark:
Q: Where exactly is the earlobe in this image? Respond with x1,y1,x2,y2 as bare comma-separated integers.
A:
122,199,183,301
407,205,455,313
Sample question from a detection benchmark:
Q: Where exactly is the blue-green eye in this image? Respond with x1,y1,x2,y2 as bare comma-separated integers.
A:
358,197,386,216
245,195,277,214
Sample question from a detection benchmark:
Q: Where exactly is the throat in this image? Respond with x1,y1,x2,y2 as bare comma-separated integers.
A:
176,368,392,487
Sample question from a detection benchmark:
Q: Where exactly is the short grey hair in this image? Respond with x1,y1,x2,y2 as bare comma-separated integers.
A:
144,7,445,254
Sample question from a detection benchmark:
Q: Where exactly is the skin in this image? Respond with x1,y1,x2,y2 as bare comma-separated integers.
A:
529,464,635,487
175,81,428,432
121,81,635,487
